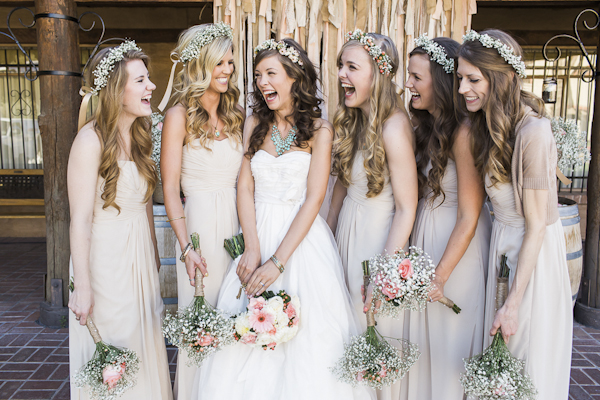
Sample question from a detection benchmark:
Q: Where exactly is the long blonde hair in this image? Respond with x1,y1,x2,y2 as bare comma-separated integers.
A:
456,29,545,185
171,24,244,148
332,34,403,197
85,47,157,212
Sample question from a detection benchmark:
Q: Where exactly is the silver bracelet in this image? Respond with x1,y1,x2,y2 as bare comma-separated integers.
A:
180,243,192,262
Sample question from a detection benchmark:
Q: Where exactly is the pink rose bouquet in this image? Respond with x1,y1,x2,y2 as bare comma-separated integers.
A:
162,233,236,366
369,246,461,316
234,289,300,350
69,281,140,400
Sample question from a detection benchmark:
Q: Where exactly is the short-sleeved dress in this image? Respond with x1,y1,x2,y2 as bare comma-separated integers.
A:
483,113,572,400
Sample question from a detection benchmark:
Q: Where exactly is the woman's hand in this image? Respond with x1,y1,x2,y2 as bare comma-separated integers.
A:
246,259,281,297
184,249,207,286
236,247,261,286
68,286,94,326
490,302,520,344
362,284,381,314
428,274,447,302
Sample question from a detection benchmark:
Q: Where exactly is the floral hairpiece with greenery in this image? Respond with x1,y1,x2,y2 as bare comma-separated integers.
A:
254,39,304,68
180,22,234,64
345,29,393,76
414,34,454,74
91,40,141,95
462,30,527,78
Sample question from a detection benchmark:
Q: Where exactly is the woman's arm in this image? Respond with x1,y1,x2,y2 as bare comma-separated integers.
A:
429,126,486,301
161,105,206,285
326,179,347,233
245,121,333,296
67,124,101,326
146,200,161,272
382,111,418,253
236,116,262,285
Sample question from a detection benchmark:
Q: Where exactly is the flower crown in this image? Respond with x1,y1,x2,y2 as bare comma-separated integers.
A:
91,40,141,95
345,29,393,76
254,39,304,68
414,34,454,74
180,22,234,64
462,30,527,78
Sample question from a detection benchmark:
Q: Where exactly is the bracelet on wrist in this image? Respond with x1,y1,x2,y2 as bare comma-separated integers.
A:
270,255,285,274
180,243,193,262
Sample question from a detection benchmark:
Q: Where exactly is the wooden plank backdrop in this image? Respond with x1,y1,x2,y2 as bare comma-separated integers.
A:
213,0,477,117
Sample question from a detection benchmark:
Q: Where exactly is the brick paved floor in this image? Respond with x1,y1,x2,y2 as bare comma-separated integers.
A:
0,238,598,399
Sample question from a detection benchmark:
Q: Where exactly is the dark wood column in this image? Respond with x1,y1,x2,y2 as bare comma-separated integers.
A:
35,0,80,327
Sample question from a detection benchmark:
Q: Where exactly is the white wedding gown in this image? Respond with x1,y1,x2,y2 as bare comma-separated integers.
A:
192,150,375,400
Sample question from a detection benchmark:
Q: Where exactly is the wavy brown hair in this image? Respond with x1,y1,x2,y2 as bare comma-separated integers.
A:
246,39,322,158
410,37,461,202
171,24,244,148
332,33,403,197
456,29,545,185
85,47,157,212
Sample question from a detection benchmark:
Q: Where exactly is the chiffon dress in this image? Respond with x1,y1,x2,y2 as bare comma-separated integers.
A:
173,137,242,400
69,161,173,400
192,150,375,400
400,159,492,400
334,152,404,400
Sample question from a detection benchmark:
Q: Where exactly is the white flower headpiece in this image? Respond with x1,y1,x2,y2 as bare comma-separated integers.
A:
254,39,304,68
180,22,234,64
345,29,393,76
91,40,141,95
414,34,454,74
462,30,527,78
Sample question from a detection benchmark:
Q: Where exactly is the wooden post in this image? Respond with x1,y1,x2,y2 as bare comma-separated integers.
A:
35,0,80,327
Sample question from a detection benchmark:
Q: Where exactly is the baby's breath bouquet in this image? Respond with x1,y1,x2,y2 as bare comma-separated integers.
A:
331,261,420,389
68,280,140,400
162,232,236,366
551,117,591,171
459,254,537,400
150,112,164,180
369,247,461,317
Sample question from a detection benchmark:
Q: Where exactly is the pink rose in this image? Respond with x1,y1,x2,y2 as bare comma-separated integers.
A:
241,332,257,344
398,259,414,279
266,342,277,350
268,327,277,335
248,297,266,311
196,333,214,346
102,363,125,390
378,365,387,378
356,371,365,381
382,283,399,300
284,303,296,319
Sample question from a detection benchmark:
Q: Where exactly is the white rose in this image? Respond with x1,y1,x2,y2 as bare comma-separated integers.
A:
268,296,284,313
234,314,250,336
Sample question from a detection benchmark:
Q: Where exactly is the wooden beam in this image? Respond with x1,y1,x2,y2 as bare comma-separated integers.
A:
0,169,44,175
0,199,44,206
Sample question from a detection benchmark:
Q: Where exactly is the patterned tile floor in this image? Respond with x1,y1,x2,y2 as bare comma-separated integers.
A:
0,238,597,399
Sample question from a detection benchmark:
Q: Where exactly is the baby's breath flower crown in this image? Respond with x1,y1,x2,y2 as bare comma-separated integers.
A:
254,39,304,68
345,29,393,76
91,40,141,95
180,22,234,64
414,34,454,74
462,30,527,79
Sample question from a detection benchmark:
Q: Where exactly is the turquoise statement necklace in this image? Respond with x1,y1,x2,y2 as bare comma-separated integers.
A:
271,124,297,156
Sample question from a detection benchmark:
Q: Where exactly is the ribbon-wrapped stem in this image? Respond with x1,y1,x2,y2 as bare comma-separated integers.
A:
191,232,204,298
438,296,462,314
362,260,376,327
86,317,103,344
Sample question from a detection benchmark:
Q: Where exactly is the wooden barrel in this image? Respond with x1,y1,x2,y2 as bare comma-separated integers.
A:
153,205,178,313
558,197,583,308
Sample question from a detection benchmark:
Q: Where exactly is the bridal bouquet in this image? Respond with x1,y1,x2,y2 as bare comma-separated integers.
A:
551,117,591,171
233,289,300,350
460,255,537,400
162,232,236,366
69,280,140,400
332,261,420,389
224,233,244,259
368,247,461,317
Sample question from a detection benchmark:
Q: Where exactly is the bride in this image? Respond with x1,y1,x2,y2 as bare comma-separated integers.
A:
192,38,374,400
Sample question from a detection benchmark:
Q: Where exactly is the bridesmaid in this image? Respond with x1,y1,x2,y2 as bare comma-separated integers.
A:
67,43,173,400
401,36,491,400
326,31,418,400
161,23,244,400
457,29,572,400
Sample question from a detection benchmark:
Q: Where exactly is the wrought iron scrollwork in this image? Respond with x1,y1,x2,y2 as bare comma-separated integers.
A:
1,8,38,81
543,8,599,82
10,89,33,117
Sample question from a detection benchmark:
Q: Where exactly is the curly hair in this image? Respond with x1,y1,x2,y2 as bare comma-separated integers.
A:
171,24,244,149
84,48,157,212
332,33,402,198
456,29,545,185
246,39,322,158
410,37,461,202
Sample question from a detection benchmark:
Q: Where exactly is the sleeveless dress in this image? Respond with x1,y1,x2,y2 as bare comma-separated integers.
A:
192,150,375,400
400,159,492,400
335,152,404,400
173,138,243,400
483,176,572,400
69,161,173,400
